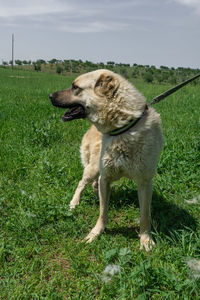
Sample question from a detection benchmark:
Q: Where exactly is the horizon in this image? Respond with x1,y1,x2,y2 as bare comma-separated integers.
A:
2,57,200,71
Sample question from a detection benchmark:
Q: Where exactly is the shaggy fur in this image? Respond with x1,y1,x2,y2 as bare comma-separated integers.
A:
50,69,163,251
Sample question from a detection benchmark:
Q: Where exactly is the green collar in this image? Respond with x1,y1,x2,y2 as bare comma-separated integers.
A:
108,105,148,136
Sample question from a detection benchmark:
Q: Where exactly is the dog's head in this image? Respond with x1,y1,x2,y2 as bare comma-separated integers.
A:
49,69,120,123
50,69,145,132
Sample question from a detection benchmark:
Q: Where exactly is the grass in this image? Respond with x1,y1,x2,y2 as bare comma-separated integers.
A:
0,68,200,299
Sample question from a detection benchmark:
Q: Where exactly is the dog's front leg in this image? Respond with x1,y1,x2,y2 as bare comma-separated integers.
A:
70,163,99,210
85,175,110,243
137,180,155,251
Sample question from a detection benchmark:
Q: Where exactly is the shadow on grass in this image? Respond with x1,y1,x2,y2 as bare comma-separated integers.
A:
106,184,197,239
106,226,139,239
151,191,197,235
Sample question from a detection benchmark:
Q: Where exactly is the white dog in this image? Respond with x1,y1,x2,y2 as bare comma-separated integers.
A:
50,69,163,251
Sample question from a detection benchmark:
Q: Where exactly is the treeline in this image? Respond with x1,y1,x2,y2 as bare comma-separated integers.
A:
1,58,199,85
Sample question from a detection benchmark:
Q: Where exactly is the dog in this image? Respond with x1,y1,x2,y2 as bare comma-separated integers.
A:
50,69,163,251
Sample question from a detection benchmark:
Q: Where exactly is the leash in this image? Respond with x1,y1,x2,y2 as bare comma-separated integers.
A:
147,73,200,106
109,73,200,136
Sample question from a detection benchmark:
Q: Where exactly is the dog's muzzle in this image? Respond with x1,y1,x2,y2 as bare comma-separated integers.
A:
49,93,86,122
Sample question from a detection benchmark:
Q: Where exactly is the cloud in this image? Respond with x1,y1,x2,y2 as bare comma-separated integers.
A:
59,20,130,33
172,0,200,14
0,0,72,17
0,0,155,33
0,0,127,19
1,0,199,34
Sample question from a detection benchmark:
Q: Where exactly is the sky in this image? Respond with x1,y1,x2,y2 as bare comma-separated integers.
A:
0,0,200,68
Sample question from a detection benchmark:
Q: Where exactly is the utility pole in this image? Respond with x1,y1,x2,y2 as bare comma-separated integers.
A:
12,33,14,70
69,60,72,76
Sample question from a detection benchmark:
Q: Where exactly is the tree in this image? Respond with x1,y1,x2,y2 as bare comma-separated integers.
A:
99,62,105,68
48,58,58,64
120,68,129,79
107,61,115,66
33,62,41,71
15,60,22,66
56,65,63,74
132,71,138,78
160,65,169,70
156,74,163,84
169,76,177,85
144,72,153,83
36,59,46,65
161,72,169,82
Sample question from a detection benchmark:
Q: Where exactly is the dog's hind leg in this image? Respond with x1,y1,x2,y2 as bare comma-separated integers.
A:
70,126,101,210
137,180,155,251
69,163,99,210
92,180,99,197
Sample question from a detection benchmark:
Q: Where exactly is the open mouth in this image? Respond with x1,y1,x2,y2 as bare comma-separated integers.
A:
62,104,86,122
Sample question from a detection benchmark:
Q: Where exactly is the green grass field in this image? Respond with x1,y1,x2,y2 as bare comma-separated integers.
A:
0,68,199,299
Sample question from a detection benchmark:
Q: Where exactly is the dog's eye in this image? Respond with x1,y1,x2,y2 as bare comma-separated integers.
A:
72,84,79,91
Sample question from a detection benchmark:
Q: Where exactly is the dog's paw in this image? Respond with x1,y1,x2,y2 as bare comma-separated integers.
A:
139,233,155,252
69,204,76,210
84,232,98,243
69,200,79,210
84,225,104,243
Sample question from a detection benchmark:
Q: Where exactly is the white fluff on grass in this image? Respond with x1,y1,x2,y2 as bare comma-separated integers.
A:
102,264,121,283
21,190,26,195
186,258,200,279
185,195,200,205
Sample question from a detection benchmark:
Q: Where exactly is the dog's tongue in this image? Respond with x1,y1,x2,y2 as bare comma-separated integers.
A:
62,105,86,122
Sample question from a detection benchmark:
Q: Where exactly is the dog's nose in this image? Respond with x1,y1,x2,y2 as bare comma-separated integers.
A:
49,93,53,100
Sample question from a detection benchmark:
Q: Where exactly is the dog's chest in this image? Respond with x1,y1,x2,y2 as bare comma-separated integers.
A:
100,136,145,179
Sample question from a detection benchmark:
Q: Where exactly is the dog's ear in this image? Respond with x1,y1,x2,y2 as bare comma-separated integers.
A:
94,74,119,97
